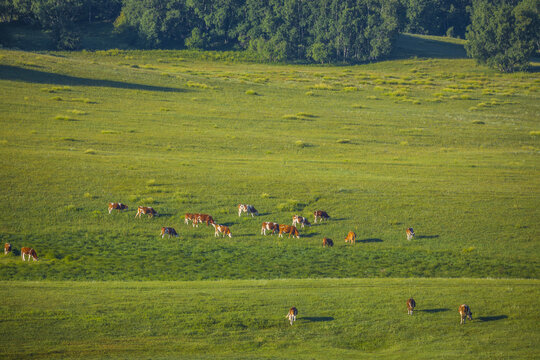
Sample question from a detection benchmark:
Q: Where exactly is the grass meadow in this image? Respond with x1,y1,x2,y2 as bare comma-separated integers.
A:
0,34,539,358
1,279,539,359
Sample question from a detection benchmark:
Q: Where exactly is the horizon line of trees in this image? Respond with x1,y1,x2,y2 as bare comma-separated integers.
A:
0,0,538,71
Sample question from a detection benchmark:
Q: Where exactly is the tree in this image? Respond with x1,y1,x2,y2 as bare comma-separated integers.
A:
465,0,539,72
31,0,84,49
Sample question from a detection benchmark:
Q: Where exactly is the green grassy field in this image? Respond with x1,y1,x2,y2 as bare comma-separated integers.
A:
1,279,538,359
0,40,538,280
0,34,539,358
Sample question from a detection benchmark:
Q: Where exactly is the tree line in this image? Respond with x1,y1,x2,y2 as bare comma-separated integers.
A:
0,0,538,71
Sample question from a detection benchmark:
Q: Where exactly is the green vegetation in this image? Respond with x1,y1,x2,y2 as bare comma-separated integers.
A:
466,0,540,72
0,33,538,358
0,279,538,359
0,41,538,281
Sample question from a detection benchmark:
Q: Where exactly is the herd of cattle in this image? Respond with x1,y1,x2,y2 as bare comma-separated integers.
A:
3,201,475,325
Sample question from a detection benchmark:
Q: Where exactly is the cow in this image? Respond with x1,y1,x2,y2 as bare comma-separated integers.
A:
286,307,298,325
406,227,415,241
184,213,196,225
135,206,157,218
160,227,178,238
279,224,300,239
322,238,333,247
212,223,232,238
313,210,330,223
21,247,38,261
261,222,279,235
196,214,215,226
292,215,311,228
407,298,416,315
4,243,11,255
345,231,356,244
459,304,473,324
238,204,258,217
108,202,128,214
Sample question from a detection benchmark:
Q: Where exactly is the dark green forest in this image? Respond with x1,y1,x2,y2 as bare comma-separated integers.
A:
0,0,538,70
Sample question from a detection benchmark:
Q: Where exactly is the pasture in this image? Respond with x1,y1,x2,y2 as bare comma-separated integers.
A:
0,34,538,358
0,41,538,280
1,278,539,359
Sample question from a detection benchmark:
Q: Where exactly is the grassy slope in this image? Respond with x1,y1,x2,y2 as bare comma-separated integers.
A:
0,279,538,359
0,36,539,280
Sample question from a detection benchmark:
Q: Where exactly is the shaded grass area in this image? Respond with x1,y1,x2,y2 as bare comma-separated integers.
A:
0,279,538,359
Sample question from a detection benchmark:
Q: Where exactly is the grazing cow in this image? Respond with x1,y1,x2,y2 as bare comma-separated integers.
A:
196,214,215,226
345,231,356,244
108,202,128,214
322,238,333,247
160,227,179,238
279,224,300,239
286,307,298,325
184,213,196,225
261,222,279,235
313,210,330,223
4,243,11,255
292,215,311,228
135,206,157,218
21,247,38,261
407,298,416,315
212,223,232,238
406,227,415,241
238,204,258,217
459,304,473,324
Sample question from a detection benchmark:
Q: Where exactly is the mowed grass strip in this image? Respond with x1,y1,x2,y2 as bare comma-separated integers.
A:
0,279,538,359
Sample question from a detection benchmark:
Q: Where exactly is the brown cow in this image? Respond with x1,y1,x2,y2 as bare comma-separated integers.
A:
292,215,311,228
238,204,258,217
135,206,157,218
196,214,215,226
459,304,473,324
286,307,298,325
4,243,11,255
184,213,196,225
160,227,179,238
322,238,333,247
313,210,330,223
261,222,279,235
212,223,232,238
279,224,300,239
21,247,38,261
406,227,415,241
407,298,416,315
108,202,128,214
345,231,356,244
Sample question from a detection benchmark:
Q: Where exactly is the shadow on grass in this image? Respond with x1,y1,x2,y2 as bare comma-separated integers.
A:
389,33,467,60
300,232,319,238
418,308,450,313
0,65,186,93
302,316,334,322
417,235,439,239
478,315,508,322
358,238,383,243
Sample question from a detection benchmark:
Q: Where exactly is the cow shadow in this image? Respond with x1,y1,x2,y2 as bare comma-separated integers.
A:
417,235,439,239
478,315,508,322
302,316,334,322
156,213,173,218
219,222,236,227
256,212,272,217
357,238,383,243
301,232,319,238
418,308,450,313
